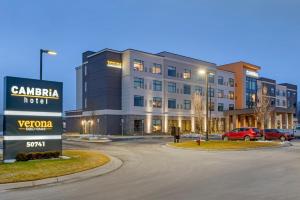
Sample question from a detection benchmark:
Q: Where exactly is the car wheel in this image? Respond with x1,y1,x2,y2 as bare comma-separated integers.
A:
280,136,286,142
244,136,251,141
223,136,229,141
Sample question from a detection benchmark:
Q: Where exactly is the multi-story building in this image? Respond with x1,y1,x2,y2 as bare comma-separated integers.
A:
65,48,235,135
218,62,297,131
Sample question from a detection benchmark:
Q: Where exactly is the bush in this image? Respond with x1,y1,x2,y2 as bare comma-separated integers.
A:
16,151,61,162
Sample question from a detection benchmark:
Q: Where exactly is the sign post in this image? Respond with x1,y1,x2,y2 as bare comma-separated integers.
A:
3,76,63,163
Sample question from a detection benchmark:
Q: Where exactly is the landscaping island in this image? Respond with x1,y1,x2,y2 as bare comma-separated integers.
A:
0,150,110,184
169,140,280,150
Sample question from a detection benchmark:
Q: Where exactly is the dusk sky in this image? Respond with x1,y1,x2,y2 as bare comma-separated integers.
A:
0,0,299,111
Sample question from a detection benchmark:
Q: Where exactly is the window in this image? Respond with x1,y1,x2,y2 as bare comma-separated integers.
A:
84,81,87,92
84,97,87,108
84,65,87,76
184,100,191,110
183,69,191,79
229,78,234,87
276,89,280,96
194,86,203,95
152,97,162,108
246,76,257,108
134,95,144,107
229,104,234,110
153,80,162,91
282,91,286,96
208,88,214,97
168,99,176,109
208,73,215,84
276,99,280,106
218,76,224,85
151,63,162,74
133,59,144,71
218,90,224,98
134,120,143,132
168,66,176,77
152,119,162,133
209,101,215,111
168,82,176,93
287,91,291,97
183,84,191,95
218,103,224,111
283,100,286,107
134,77,144,89
228,91,234,100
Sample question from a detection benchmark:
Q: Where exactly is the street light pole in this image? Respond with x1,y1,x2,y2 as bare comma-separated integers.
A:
39,49,57,80
206,73,209,141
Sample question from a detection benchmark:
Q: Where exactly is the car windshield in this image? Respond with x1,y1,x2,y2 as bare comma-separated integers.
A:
277,129,287,133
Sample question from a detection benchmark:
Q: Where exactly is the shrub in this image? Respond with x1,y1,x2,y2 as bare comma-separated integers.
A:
15,151,61,162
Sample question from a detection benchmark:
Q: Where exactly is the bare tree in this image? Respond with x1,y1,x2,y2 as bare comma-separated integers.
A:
254,86,274,130
192,92,204,134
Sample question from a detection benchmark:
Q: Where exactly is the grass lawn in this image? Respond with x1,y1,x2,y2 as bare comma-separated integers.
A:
169,140,280,150
0,150,110,184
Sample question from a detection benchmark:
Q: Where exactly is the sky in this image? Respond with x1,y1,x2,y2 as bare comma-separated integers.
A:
0,0,300,111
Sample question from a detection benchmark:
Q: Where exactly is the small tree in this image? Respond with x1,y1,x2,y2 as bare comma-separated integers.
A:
192,92,204,134
254,87,274,130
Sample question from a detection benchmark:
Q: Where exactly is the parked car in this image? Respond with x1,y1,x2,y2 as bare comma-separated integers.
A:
222,128,261,141
263,129,294,141
292,126,300,138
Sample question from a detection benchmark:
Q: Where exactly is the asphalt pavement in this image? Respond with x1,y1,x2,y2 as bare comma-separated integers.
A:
1,138,300,200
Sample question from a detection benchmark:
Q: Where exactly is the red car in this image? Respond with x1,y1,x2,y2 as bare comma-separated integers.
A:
263,129,294,141
222,128,261,141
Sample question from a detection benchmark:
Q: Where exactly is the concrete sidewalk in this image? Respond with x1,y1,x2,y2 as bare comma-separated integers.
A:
0,155,123,192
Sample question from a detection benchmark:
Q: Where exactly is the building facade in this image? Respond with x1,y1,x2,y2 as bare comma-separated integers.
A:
219,62,297,131
65,49,235,135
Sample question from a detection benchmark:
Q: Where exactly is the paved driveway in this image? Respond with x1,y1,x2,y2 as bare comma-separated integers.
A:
2,139,300,200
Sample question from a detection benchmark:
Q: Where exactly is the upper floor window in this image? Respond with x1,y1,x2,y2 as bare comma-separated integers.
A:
183,84,191,95
168,99,177,109
282,91,286,97
276,89,280,96
270,87,275,96
282,100,286,106
184,100,191,110
208,88,215,97
168,82,176,93
218,103,224,111
208,73,215,84
228,91,234,100
153,80,162,91
218,76,224,85
209,101,215,111
152,97,162,108
229,78,234,87
151,63,162,74
194,86,203,95
218,89,224,98
133,59,144,72
168,66,176,77
183,69,191,79
276,99,280,106
134,95,144,107
287,91,291,97
229,104,234,110
134,77,144,89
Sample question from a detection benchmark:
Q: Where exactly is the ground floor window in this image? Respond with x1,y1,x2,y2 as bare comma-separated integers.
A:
168,120,178,133
134,120,144,133
182,120,191,133
152,119,162,133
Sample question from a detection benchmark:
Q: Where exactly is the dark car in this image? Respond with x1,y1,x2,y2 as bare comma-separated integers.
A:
263,129,294,142
222,127,261,141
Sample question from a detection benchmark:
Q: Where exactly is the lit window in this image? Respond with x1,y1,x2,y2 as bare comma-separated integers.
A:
152,119,162,133
153,80,162,91
134,95,144,107
228,91,234,100
133,59,144,71
168,66,176,77
183,69,191,79
151,63,162,74
153,97,162,108
168,82,176,93
218,90,224,98
134,77,144,89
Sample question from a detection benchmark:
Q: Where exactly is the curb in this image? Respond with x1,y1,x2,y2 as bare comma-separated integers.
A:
164,142,292,152
0,155,123,192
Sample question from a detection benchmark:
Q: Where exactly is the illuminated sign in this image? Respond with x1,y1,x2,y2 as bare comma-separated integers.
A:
246,70,259,78
107,60,122,69
3,77,63,162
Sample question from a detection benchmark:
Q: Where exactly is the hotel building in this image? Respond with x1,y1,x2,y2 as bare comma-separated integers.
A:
65,48,235,135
